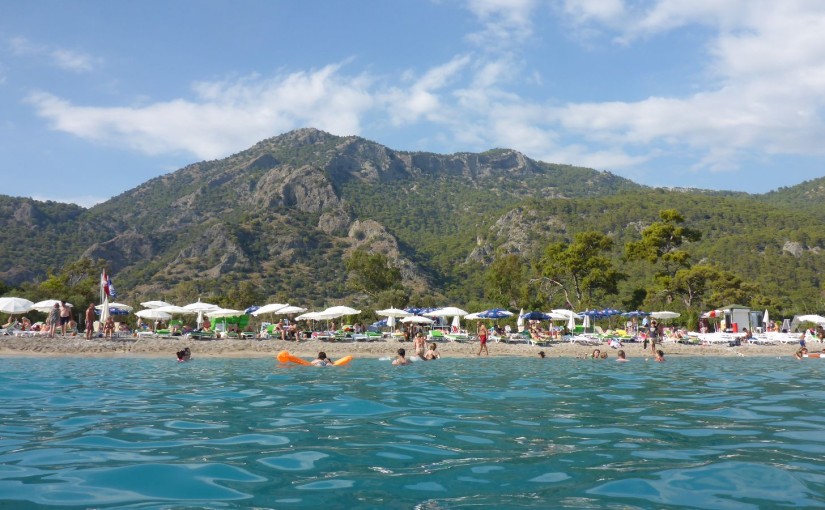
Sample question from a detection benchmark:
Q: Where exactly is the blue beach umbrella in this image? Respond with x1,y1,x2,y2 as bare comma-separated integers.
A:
477,308,513,319
521,311,552,321
244,305,261,315
622,310,650,318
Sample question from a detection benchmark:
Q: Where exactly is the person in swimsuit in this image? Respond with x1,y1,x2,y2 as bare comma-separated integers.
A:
477,323,489,356
424,343,440,360
413,332,427,359
616,350,628,362
312,352,334,366
47,303,60,338
59,301,72,336
392,348,410,365
654,349,665,362
85,303,96,340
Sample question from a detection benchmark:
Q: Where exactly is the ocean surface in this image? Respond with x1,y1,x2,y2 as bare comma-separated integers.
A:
1,355,824,509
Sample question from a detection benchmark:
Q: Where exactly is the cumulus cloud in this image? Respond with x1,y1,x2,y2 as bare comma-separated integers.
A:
28,64,374,160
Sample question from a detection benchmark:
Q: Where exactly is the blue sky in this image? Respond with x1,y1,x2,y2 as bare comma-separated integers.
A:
2,0,825,207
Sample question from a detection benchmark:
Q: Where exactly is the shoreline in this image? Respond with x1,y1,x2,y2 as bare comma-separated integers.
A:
0,335,809,359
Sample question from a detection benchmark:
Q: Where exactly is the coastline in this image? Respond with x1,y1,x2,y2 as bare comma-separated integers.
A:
0,335,808,359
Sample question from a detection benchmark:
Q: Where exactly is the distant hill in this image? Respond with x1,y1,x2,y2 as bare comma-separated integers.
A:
0,128,823,315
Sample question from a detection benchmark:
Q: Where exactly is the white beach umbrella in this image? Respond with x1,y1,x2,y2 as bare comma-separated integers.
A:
463,313,482,320
152,305,188,314
323,305,361,316
424,307,468,317
32,299,73,313
763,309,770,327
206,308,244,318
552,309,582,319
376,308,412,318
567,313,576,331
182,300,219,313
96,302,133,312
271,305,307,315
135,309,172,320
140,300,173,309
0,297,34,315
651,311,680,320
517,308,525,331
252,303,289,316
798,314,825,324
401,315,434,324
451,315,461,331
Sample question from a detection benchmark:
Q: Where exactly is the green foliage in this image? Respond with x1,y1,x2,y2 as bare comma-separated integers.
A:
540,231,625,309
344,249,403,297
485,253,527,308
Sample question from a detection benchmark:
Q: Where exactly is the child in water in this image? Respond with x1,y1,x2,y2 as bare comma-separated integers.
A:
176,347,191,362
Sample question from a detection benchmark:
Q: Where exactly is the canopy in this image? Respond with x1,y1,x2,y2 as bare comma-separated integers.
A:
206,308,244,318
376,308,412,318
401,315,434,324
622,310,650,318
424,307,468,317
152,305,188,314
135,309,172,320
182,301,219,313
650,311,680,319
798,314,825,324
140,300,173,309
323,306,361,316
273,305,307,315
552,309,582,319
252,303,289,316
476,308,513,319
0,297,35,314
32,299,73,313
521,311,552,321
96,302,134,312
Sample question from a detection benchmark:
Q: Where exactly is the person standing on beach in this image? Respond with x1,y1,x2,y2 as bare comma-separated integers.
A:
85,303,95,340
59,301,71,336
413,332,427,359
47,303,60,338
477,323,489,356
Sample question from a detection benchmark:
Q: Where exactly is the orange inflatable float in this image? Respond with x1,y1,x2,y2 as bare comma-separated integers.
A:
277,350,353,366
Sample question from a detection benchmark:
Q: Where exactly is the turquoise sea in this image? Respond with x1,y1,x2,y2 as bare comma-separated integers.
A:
1,355,824,509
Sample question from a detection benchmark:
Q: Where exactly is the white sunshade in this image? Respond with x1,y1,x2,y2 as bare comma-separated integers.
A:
252,303,290,316
140,300,173,309
296,311,342,321
376,308,412,318
182,300,220,313
424,307,468,317
552,309,582,319
401,315,434,324
651,311,681,319
798,314,825,324
206,308,244,318
96,302,134,312
152,305,188,314
0,297,34,314
463,313,482,320
273,305,307,315
31,299,73,313
135,309,172,320
323,306,361,316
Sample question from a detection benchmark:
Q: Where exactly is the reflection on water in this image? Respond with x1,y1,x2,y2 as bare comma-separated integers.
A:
1,356,824,509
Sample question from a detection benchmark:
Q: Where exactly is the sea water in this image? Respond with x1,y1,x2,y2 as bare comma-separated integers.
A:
1,355,824,509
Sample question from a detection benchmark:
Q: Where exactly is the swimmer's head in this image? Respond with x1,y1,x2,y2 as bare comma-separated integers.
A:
538,351,546,358
398,348,406,357
318,352,327,360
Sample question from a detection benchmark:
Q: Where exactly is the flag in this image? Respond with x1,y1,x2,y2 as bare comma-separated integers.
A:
101,270,117,298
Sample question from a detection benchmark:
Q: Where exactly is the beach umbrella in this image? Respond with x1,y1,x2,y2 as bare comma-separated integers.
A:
621,310,649,318
477,308,513,319
517,308,525,331
651,311,680,320
323,305,361,316
0,297,34,315
798,314,825,324
763,309,770,327
141,300,173,309
400,315,434,324
451,315,461,331
387,315,396,329
272,305,307,315
206,308,244,318
135,309,172,320
376,308,412,318
31,299,73,313
96,302,134,312
424,307,468,318
552,309,582,319
251,303,289,316
521,311,552,321
463,312,482,320
183,300,219,328
153,305,188,314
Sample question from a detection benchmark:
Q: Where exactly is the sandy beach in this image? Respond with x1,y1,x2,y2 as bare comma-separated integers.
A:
0,334,808,359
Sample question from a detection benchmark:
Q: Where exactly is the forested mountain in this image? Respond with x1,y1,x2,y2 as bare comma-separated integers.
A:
1,128,823,318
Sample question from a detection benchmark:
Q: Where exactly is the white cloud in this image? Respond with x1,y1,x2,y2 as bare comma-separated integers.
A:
28,64,375,160
464,0,539,48
8,36,99,72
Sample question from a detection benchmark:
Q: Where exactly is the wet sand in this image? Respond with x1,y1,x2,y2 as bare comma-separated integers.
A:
0,334,810,359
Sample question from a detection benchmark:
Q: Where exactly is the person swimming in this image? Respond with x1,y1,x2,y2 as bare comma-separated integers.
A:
424,343,440,360
538,351,546,358
616,350,628,362
654,349,665,362
393,348,410,365
176,347,191,362
312,352,334,366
